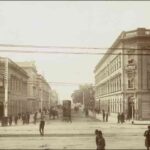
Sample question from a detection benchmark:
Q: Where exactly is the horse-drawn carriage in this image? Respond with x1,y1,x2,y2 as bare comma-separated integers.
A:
62,100,72,122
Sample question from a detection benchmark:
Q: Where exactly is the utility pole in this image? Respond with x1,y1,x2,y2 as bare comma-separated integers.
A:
4,58,8,117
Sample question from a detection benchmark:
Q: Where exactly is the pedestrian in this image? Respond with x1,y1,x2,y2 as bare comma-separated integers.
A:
97,130,106,150
33,112,37,124
105,112,108,122
14,115,18,125
39,112,45,136
95,129,99,149
27,112,30,124
120,112,125,124
102,110,105,122
117,112,121,123
9,115,12,126
85,108,89,117
144,125,150,150
22,113,25,124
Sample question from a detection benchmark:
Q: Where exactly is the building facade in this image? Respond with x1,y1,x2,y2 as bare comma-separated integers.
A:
0,57,28,118
37,74,51,111
94,28,150,120
17,61,39,113
17,62,51,113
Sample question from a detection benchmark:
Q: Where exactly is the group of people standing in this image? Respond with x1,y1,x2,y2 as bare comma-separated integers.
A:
7,112,30,126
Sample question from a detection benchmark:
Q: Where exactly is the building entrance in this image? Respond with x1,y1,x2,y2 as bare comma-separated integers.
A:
127,96,135,120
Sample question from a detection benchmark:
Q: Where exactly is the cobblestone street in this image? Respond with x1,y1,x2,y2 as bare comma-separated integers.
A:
0,112,148,149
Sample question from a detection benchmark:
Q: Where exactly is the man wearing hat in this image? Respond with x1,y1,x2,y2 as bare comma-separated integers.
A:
144,125,150,150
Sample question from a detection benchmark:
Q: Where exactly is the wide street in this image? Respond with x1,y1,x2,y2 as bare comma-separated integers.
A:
0,111,148,150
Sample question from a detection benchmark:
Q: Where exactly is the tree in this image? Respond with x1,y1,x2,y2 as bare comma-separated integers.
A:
71,84,95,110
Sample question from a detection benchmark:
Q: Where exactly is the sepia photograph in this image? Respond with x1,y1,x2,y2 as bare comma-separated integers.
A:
0,1,150,149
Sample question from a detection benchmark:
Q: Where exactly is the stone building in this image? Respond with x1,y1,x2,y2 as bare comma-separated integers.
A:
0,57,28,118
17,61,51,113
17,61,39,113
94,28,150,120
37,74,51,111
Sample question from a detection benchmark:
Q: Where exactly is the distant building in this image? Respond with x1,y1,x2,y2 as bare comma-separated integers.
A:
94,28,150,120
17,61,51,112
37,74,51,111
17,61,39,113
0,57,28,118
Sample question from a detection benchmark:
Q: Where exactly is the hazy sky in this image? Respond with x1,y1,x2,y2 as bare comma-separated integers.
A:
0,1,150,100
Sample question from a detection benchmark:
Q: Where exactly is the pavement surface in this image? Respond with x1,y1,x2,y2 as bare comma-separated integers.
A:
0,111,149,149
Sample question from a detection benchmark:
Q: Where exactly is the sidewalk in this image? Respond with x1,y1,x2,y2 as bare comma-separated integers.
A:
89,111,150,125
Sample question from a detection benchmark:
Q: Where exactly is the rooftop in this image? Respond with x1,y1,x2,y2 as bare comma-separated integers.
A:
94,28,150,72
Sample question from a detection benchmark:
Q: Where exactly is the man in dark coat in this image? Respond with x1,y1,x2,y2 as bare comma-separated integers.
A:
121,112,125,124
105,112,108,122
14,115,18,125
144,125,150,150
95,129,99,149
97,130,105,150
117,113,121,123
9,115,12,126
102,110,105,122
39,112,45,136
33,112,37,124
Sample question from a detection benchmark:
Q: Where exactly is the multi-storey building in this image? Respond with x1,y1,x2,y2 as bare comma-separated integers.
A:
37,74,51,111
17,61,39,113
0,57,28,118
17,62,51,112
94,28,150,120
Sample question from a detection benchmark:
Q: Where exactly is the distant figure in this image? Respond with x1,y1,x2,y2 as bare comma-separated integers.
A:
27,112,30,124
96,130,105,150
117,113,121,123
22,113,25,124
144,125,150,150
14,115,18,125
121,112,125,124
105,112,108,122
9,115,12,126
95,129,99,149
33,112,37,124
85,108,89,117
39,112,45,136
102,110,105,122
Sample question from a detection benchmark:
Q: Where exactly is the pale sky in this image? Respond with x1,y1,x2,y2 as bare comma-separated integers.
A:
0,1,150,100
